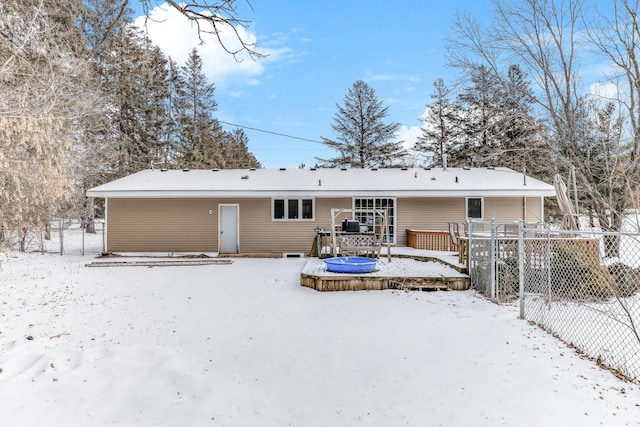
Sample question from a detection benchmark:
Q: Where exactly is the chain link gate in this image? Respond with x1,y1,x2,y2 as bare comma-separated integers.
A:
468,220,527,302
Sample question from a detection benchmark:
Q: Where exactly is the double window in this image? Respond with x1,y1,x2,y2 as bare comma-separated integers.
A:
273,198,314,220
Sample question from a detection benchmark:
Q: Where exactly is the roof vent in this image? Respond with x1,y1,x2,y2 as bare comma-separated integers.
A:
431,177,436,181
455,176,459,183
241,175,249,179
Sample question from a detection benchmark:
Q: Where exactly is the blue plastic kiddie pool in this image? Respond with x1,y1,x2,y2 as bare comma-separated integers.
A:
323,257,377,273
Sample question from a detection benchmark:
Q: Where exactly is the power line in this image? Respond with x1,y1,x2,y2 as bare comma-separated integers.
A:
218,120,324,144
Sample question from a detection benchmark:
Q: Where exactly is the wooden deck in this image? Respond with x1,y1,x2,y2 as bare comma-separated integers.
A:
300,256,470,292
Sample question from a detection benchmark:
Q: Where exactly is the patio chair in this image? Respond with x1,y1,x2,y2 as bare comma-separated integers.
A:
448,222,460,249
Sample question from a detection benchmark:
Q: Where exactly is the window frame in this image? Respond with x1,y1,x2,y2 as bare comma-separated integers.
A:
272,197,315,221
352,197,396,244
466,196,484,220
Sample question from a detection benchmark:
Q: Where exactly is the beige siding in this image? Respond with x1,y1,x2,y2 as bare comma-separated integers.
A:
236,197,351,253
525,197,545,222
397,198,466,246
484,197,524,223
107,198,217,252
107,197,352,254
397,196,544,246
107,195,545,253
484,197,544,224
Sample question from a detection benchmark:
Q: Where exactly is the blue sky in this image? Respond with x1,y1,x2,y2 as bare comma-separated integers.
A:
134,1,494,168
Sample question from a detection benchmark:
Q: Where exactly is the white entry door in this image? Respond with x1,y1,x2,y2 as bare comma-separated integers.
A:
219,205,239,253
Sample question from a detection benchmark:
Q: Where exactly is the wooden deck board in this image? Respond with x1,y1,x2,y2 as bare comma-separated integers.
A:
301,257,470,292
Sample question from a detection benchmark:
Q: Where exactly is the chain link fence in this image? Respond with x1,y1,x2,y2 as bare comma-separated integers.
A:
520,227,640,384
470,220,640,383
1,219,106,255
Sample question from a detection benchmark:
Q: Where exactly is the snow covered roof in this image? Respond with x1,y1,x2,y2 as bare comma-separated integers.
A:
87,167,556,198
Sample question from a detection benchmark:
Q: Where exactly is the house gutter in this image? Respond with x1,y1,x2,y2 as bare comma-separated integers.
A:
87,189,557,199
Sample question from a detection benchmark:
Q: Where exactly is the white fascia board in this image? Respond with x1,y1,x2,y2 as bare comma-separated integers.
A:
87,189,556,198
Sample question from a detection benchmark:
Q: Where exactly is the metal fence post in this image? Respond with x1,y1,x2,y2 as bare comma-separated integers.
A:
518,221,525,319
59,218,64,255
468,219,474,288
546,233,551,309
490,218,496,301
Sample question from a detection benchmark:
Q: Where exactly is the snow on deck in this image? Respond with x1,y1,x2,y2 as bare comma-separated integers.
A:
302,256,467,278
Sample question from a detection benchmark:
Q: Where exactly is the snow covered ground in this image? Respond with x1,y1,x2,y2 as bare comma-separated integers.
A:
0,229,639,426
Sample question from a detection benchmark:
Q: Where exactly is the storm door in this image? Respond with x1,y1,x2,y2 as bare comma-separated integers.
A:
219,204,239,253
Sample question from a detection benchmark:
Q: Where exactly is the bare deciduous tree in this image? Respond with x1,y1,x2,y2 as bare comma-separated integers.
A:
448,0,630,235
0,0,95,251
138,0,265,60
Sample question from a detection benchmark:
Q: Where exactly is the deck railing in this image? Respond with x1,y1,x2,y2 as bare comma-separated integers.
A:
406,229,455,252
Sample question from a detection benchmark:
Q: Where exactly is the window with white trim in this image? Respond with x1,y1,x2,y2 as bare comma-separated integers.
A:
466,197,483,219
353,197,396,243
273,198,314,220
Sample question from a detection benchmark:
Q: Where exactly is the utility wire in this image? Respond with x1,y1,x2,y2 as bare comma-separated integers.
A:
218,120,324,144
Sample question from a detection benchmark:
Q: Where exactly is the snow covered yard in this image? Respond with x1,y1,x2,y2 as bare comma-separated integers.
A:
1,250,639,426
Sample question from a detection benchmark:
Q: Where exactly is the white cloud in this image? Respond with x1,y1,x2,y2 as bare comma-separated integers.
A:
395,125,422,151
133,3,286,85
589,81,619,99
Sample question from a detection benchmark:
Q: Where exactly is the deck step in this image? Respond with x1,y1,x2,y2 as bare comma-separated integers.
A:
390,280,450,292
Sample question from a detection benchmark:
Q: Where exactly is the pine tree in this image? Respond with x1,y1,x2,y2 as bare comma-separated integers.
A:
452,65,502,167
415,79,459,167
317,80,406,168
162,58,187,168
492,65,549,178
222,128,261,168
177,48,219,168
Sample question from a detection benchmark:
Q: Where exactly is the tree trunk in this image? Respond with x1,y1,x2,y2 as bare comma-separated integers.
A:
19,227,28,252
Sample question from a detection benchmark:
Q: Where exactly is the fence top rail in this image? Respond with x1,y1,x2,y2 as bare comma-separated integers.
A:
531,229,640,238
